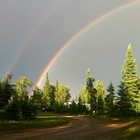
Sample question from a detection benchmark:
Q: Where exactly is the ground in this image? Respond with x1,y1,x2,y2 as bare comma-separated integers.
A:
0,114,135,140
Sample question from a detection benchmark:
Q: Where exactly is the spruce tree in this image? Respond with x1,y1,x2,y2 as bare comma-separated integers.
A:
105,81,115,115
122,44,138,94
121,44,140,116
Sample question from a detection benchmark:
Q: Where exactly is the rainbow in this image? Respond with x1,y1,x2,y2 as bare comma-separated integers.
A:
6,0,66,76
32,0,140,93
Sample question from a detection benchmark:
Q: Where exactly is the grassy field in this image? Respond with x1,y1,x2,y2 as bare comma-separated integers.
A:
87,114,140,139
0,115,69,131
94,116,140,140
116,118,140,140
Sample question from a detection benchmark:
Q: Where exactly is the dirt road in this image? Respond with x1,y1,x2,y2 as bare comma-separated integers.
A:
0,114,134,140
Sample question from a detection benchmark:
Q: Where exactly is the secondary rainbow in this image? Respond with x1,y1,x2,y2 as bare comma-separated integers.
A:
32,0,140,93
6,0,66,76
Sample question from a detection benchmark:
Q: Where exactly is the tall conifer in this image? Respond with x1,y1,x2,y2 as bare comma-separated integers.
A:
121,44,140,115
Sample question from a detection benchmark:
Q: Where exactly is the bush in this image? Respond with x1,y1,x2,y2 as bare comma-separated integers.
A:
3,95,36,120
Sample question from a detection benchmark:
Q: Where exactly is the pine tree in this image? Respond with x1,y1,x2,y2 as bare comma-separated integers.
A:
121,44,140,116
117,82,129,116
30,87,43,109
105,81,115,115
122,44,138,94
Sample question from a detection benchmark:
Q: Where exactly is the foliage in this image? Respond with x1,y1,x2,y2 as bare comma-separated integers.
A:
80,86,89,104
105,81,115,115
120,44,140,116
41,73,56,107
0,75,16,110
0,76,36,120
55,81,71,106
2,44,140,119
30,87,43,109
13,77,33,96
95,80,106,115
70,100,78,114
85,68,97,112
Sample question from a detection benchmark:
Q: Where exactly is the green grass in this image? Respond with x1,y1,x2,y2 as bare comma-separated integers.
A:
0,115,69,131
112,117,140,140
118,126,140,140
90,114,140,139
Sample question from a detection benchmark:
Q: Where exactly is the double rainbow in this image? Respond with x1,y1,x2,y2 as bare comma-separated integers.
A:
7,0,66,75
32,0,140,93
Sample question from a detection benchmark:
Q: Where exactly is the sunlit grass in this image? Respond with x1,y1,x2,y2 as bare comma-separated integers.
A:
118,126,140,140
0,115,69,131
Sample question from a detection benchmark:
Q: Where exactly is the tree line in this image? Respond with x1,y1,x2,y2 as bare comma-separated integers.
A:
0,44,140,120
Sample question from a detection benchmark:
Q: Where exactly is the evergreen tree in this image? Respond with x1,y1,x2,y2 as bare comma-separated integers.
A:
4,76,36,120
105,81,115,115
70,100,78,114
49,85,55,106
30,87,43,109
117,82,129,116
0,74,16,109
121,44,140,116
122,44,138,94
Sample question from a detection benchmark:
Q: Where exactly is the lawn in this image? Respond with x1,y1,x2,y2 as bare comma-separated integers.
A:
117,118,140,140
0,115,69,131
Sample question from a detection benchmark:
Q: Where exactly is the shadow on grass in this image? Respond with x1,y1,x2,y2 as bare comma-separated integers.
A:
0,115,69,131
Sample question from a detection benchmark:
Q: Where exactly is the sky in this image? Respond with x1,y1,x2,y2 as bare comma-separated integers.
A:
1,0,140,98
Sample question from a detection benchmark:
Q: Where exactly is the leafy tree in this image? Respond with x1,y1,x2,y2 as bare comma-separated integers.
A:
2,74,12,84
54,81,71,112
95,80,106,114
85,68,97,112
80,86,89,104
41,73,56,107
13,77,33,96
41,73,50,107
75,92,78,102
57,84,71,105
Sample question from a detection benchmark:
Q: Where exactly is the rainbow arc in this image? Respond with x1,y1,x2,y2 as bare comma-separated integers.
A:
31,0,140,95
